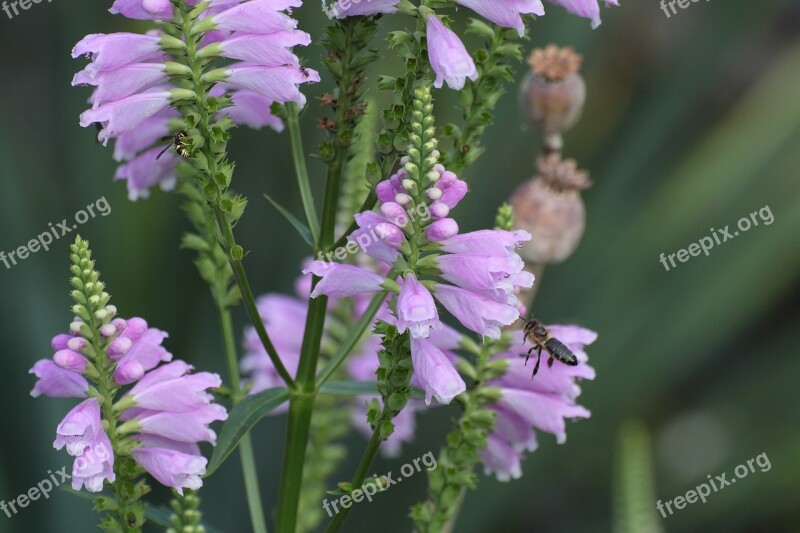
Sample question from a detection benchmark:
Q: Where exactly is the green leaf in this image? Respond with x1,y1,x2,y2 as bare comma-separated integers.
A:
206,387,291,475
319,380,425,400
263,194,314,247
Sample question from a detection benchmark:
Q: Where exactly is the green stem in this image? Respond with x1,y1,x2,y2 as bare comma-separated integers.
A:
286,102,320,244
218,306,269,533
325,431,381,533
214,207,295,388
274,19,361,532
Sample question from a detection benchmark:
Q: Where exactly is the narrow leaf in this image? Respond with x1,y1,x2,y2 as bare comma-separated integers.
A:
207,387,291,475
263,194,314,247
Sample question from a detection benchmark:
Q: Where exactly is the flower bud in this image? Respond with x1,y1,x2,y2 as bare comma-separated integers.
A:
426,218,460,241
519,45,586,152
67,337,87,352
429,202,450,219
53,349,88,372
108,336,133,360
510,154,591,264
375,223,405,248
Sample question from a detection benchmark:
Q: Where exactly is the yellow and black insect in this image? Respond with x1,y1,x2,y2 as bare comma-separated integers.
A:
156,130,191,160
522,318,578,378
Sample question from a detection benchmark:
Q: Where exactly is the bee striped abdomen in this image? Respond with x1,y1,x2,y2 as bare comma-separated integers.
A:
544,338,577,365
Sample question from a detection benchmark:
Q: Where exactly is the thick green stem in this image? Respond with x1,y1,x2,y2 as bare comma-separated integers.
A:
286,102,320,244
218,306,269,533
274,19,362,532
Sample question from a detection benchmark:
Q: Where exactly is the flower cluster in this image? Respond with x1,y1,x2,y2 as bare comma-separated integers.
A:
335,0,617,91
72,0,318,200
481,325,596,481
306,88,533,405
32,315,227,495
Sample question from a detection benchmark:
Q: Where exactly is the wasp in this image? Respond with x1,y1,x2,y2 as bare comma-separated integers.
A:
522,318,578,378
156,130,191,160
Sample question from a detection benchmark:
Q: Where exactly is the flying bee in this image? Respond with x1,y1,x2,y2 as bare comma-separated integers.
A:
521,318,578,378
156,130,191,160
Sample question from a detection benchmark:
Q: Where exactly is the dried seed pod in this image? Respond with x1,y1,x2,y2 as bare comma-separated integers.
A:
519,45,586,152
511,154,591,264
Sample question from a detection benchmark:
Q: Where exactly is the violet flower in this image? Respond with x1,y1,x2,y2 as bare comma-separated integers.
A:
481,326,596,480
546,0,619,29
29,360,88,398
329,0,401,18
131,447,207,495
396,274,440,339
426,15,478,91
455,0,545,36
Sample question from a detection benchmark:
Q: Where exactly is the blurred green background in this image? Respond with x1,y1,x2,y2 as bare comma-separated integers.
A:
1,0,798,531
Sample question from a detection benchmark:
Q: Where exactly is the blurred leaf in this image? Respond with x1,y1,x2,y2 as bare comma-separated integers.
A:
206,387,291,476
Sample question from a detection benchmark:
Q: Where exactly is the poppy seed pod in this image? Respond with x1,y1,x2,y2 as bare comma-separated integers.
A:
510,154,591,264
519,45,586,153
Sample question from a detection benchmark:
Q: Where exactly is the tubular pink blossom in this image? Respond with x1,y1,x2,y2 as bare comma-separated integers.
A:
113,326,172,385
29,360,88,398
218,90,285,131
454,0,545,36
73,63,168,109
439,229,532,256
433,284,519,339
135,404,228,444
211,0,301,34
481,434,524,481
127,362,222,412
215,31,310,66
331,0,401,17
72,33,163,74
80,90,173,140
71,432,116,492
110,0,174,20
304,261,388,298
426,16,478,90
114,146,179,201
131,447,207,495
223,65,320,107
54,398,104,456
546,0,619,29
396,274,440,339
410,337,466,405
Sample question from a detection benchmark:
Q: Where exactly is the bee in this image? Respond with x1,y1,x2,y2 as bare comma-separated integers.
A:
522,318,578,378
156,130,191,160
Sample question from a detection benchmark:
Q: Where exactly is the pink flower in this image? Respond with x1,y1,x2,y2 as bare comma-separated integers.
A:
110,0,175,20
71,33,163,74
29,360,88,398
53,349,89,373
73,63,168,108
330,0,401,17
127,361,222,412
410,337,466,405
433,284,520,339
426,15,478,90
213,31,310,66
80,90,174,141
304,261,390,298
439,229,531,256
426,218,459,241
218,90,285,131
131,447,207,495
114,146,179,201
222,65,320,108
210,0,301,34
54,398,105,456
455,0,545,36
546,0,619,29
482,326,596,481
396,274,439,339
135,404,228,444
72,432,116,492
